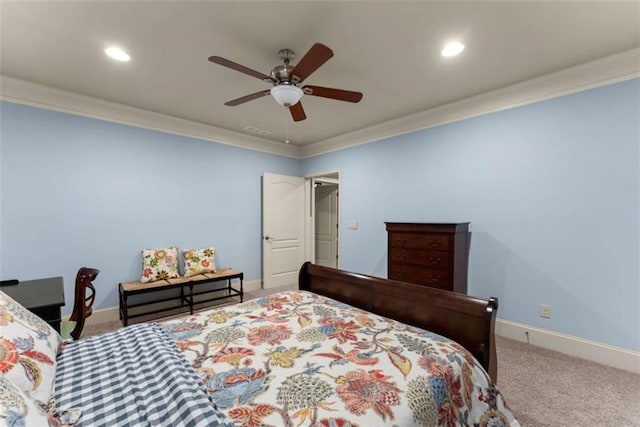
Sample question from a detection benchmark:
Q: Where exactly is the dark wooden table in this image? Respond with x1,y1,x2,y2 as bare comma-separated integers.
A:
1,277,65,332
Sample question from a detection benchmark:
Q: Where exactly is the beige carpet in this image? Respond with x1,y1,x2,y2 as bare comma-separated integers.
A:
496,335,640,426
84,285,640,426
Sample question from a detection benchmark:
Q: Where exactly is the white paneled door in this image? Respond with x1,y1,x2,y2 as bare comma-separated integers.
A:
262,173,306,288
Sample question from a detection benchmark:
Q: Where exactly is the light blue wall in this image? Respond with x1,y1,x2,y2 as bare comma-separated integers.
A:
303,79,640,351
0,102,300,314
2,79,638,351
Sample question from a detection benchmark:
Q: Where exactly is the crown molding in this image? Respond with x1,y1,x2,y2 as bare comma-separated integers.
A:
301,48,640,158
0,76,301,159
2,48,638,160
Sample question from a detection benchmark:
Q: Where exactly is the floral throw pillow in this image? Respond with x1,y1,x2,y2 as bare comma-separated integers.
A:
183,248,217,277
0,291,60,409
0,374,51,427
141,247,180,283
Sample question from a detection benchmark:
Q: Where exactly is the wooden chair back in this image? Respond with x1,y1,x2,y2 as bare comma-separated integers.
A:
69,267,99,340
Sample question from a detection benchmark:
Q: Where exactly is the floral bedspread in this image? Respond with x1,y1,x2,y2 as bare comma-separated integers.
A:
161,290,518,427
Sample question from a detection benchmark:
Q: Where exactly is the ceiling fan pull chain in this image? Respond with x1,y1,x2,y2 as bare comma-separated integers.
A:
283,107,290,144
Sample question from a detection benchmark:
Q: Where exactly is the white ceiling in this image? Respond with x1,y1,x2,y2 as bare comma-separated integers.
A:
1,1,639,148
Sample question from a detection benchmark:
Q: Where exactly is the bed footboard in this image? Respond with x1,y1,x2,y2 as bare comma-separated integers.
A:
298,262,498,383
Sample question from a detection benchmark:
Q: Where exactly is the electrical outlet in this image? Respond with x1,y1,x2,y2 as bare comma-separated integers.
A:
540,304,551,318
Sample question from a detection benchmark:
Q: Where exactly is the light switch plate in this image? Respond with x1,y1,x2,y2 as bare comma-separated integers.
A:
348,221,358,230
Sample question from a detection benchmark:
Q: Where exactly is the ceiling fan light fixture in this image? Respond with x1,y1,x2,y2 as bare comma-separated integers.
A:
270,85,303,106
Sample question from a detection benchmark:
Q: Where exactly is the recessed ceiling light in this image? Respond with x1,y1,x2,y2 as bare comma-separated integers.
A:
441,41,465,58
104,46,130,62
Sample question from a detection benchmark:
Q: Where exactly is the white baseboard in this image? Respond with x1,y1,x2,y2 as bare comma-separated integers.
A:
66,279,262,326
496,319,640,375
238,279,262,293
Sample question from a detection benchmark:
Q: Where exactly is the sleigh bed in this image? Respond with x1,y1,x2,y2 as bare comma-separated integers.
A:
0,263,517,426
298,262,498,382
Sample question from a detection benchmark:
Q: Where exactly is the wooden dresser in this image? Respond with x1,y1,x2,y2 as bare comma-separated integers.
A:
385,222,470,293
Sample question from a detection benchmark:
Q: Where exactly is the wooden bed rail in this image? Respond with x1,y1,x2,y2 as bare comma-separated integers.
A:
299,262,498,383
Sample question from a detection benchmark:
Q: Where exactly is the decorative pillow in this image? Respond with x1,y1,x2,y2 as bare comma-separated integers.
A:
141,247,180,283
183,247,217,277
0,291,60,409
0,374,51,427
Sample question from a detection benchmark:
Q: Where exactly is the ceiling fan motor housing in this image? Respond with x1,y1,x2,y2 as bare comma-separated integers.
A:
271,64,296,84
271,48,297,83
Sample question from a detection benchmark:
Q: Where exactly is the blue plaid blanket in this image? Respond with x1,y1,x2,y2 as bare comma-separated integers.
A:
55,323,232,427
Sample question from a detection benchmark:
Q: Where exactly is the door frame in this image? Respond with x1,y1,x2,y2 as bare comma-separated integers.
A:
305,170,341,269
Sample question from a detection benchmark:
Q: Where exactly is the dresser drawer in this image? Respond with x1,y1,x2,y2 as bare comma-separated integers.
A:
389,232,450,251
389,263,450,289
388,247,450,270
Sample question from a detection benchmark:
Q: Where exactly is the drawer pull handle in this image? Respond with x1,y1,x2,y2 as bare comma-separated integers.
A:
430,240,441,248
429,257,440,265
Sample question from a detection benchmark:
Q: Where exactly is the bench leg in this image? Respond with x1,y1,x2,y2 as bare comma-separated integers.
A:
189,284,194,314
120,291,129,327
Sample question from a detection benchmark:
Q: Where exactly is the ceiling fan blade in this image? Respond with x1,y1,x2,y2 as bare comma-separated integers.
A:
209,56,275,82
224,90,271,106
290,43,334,84
302,85,363,103
289,101,306,122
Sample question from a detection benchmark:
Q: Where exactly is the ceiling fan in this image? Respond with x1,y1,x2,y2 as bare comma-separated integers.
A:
208,43,363,122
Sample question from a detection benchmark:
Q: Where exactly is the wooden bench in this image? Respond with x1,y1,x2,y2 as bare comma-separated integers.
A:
119,268,243,326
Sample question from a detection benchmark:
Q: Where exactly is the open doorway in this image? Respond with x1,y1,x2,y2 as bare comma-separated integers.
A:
308,171,340,269
314,179,339,267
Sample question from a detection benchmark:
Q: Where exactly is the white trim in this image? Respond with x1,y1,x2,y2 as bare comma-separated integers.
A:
2,49,638,159
66,279,263,325
241,279,263,293
0,76,300,159
496,318,640,375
